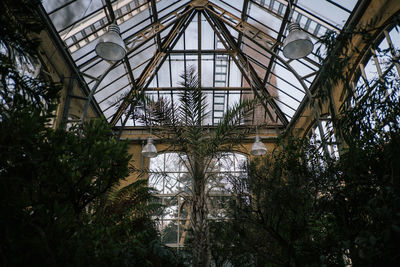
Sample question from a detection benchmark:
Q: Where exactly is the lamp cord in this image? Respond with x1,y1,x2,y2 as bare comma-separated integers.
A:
149,87,156,137
287,0,297,23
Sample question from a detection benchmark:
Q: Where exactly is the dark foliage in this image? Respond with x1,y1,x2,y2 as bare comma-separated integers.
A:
0,1,182,266
221,18,400,267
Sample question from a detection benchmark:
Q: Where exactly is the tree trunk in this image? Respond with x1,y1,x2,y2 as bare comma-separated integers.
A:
190,164,211,267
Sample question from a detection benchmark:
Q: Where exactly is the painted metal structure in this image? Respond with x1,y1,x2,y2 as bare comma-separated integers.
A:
40,0,360,155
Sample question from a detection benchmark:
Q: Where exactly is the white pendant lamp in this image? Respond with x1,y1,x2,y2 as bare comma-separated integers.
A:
282,22,314,59
250,134,267,156
142,137,157,158
95,22,126,61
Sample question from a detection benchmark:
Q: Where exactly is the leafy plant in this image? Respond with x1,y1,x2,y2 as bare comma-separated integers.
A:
222,19,400,266
143,66,255,266
227,137,342,266
0,1,182,265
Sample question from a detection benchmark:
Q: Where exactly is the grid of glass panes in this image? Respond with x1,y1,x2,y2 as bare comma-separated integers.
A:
148,152,247,247
42,0,359,127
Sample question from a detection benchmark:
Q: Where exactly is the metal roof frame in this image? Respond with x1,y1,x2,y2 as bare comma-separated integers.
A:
40,0,361,133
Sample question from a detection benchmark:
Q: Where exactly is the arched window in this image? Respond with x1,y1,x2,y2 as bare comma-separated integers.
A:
307,23,400,156
148,152,247,247
349,24,400,139
351,24,400,101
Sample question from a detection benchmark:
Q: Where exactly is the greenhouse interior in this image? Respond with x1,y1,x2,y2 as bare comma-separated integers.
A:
1,0,400,266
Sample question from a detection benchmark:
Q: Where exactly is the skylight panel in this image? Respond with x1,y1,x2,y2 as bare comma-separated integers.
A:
297,0,353,29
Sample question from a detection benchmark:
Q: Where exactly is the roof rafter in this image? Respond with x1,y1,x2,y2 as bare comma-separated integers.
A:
110,8,196,125
203,11,275,123
262,0,292,87
76,1,196,71
203,8,288,126
237,0,250,48
149,0,162,51
205,1,276,48
40,0,361,131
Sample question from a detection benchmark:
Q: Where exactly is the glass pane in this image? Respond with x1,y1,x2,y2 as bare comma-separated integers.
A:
164,153,181,172
297,0,350,29
364,57,379,81
150,153,165,171
202,18,215,50
185,20,198,50
149,173,164,193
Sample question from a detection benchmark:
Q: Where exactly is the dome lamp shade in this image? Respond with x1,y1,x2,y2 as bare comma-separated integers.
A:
95,22,126,61
282,22,314,60
142,137,157,158
250,134,267,156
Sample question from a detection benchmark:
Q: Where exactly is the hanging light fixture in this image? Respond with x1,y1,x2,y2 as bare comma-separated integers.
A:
250,134,267,156
95,22,126,61
282,22,314,59
142,96,157,158
282,0,313,59
142,137,157,158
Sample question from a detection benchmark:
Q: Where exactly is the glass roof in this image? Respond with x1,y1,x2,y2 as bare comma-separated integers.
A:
42,0,358,128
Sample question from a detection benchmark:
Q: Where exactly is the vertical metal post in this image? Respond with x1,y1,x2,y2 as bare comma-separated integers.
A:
61,76,75,127
198,11,202,88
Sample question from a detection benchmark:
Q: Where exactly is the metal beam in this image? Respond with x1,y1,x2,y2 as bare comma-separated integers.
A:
287,0,372,141
150,0,162,51
76,2,196,71
105,0,115,21
325,0,352,13
205,1,276,47
237,0,250,49
204,4,332,156
121,55,141,128
205,1,321,68
204,9,289,126
81,72,100,81
80,0,141,123
198,11,201,88
109,9,196,125
203,10,276,123
38,5,103,118
79,3,196,122
61,76,76,125
124,2,194,51
262,0,292,87
81,64,116,122
144,87,253,91
167,49,232,54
